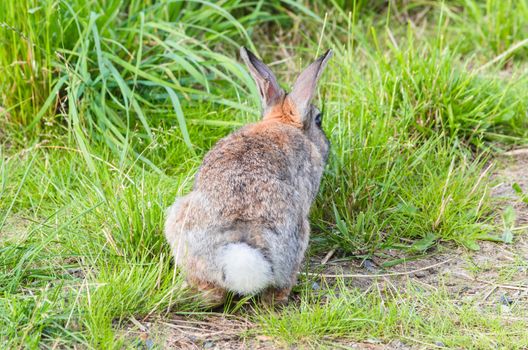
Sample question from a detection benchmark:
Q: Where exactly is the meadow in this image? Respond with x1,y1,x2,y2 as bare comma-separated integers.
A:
1,0,528,348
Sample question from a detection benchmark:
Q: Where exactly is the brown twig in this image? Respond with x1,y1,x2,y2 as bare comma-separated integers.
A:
321,248,336,265
504,148,528,156
483,285,498,302
453,272,528,292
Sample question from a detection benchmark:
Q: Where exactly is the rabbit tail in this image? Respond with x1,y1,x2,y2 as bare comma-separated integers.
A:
217,243,272,295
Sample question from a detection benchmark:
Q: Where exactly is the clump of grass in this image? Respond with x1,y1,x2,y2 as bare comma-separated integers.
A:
0,1,56,128
445,0,528,62
0,285,83,348
320,0,528,65
0,0,289,164
255,280,528,349
0,146,200,348
83,259,195,348
310,25,527,254
316,139,494,253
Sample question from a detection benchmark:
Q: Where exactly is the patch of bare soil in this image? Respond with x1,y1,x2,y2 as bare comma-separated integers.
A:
124,314,414,350
127,150,528,350
122,314,272,350
493,149,528,226
0,215,32,243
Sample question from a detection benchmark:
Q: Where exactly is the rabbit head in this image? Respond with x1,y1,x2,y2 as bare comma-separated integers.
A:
240,47,332,162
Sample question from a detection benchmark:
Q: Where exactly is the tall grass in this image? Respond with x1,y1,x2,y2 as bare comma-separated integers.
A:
307,20,527,254
447,0,528,61
0,0,292,163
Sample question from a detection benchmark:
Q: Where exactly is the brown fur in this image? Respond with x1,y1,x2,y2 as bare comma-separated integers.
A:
261,96,303,127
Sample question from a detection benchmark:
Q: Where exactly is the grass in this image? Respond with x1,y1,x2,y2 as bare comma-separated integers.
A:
1,0,528,348
256,279,528,349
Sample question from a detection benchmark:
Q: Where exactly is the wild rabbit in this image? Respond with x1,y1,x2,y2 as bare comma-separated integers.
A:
165,47,332,305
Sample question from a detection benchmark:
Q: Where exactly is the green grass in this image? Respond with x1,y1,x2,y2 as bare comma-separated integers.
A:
1,0,528,348
312,35,527,253
0,146,200,347
256,279,528,349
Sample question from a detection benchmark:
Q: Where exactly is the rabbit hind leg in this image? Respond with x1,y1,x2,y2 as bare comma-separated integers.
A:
261,285,291,306
185,256,226,307
186,275,227,307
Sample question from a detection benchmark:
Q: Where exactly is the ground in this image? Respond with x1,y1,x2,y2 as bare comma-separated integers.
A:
122,151,528,349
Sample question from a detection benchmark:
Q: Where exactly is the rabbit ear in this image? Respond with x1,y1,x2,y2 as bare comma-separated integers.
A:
240,47,284,112
289,50,333,122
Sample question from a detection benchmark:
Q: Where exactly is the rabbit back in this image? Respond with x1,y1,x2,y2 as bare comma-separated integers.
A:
165,121,325,291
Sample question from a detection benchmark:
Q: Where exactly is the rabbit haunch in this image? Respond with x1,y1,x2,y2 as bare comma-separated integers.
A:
164,47,332,304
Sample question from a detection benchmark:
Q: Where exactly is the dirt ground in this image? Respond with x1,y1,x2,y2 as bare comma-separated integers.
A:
125,150,528,350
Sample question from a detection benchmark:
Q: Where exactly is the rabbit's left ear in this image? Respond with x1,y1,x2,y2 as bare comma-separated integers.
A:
289,50,332,123
240,47,284,114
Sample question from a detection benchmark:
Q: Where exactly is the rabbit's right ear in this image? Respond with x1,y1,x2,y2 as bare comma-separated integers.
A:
288,50,332,123
240,47,284,113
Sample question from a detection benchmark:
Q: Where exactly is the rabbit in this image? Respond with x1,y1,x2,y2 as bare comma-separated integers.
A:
164,47,332,305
